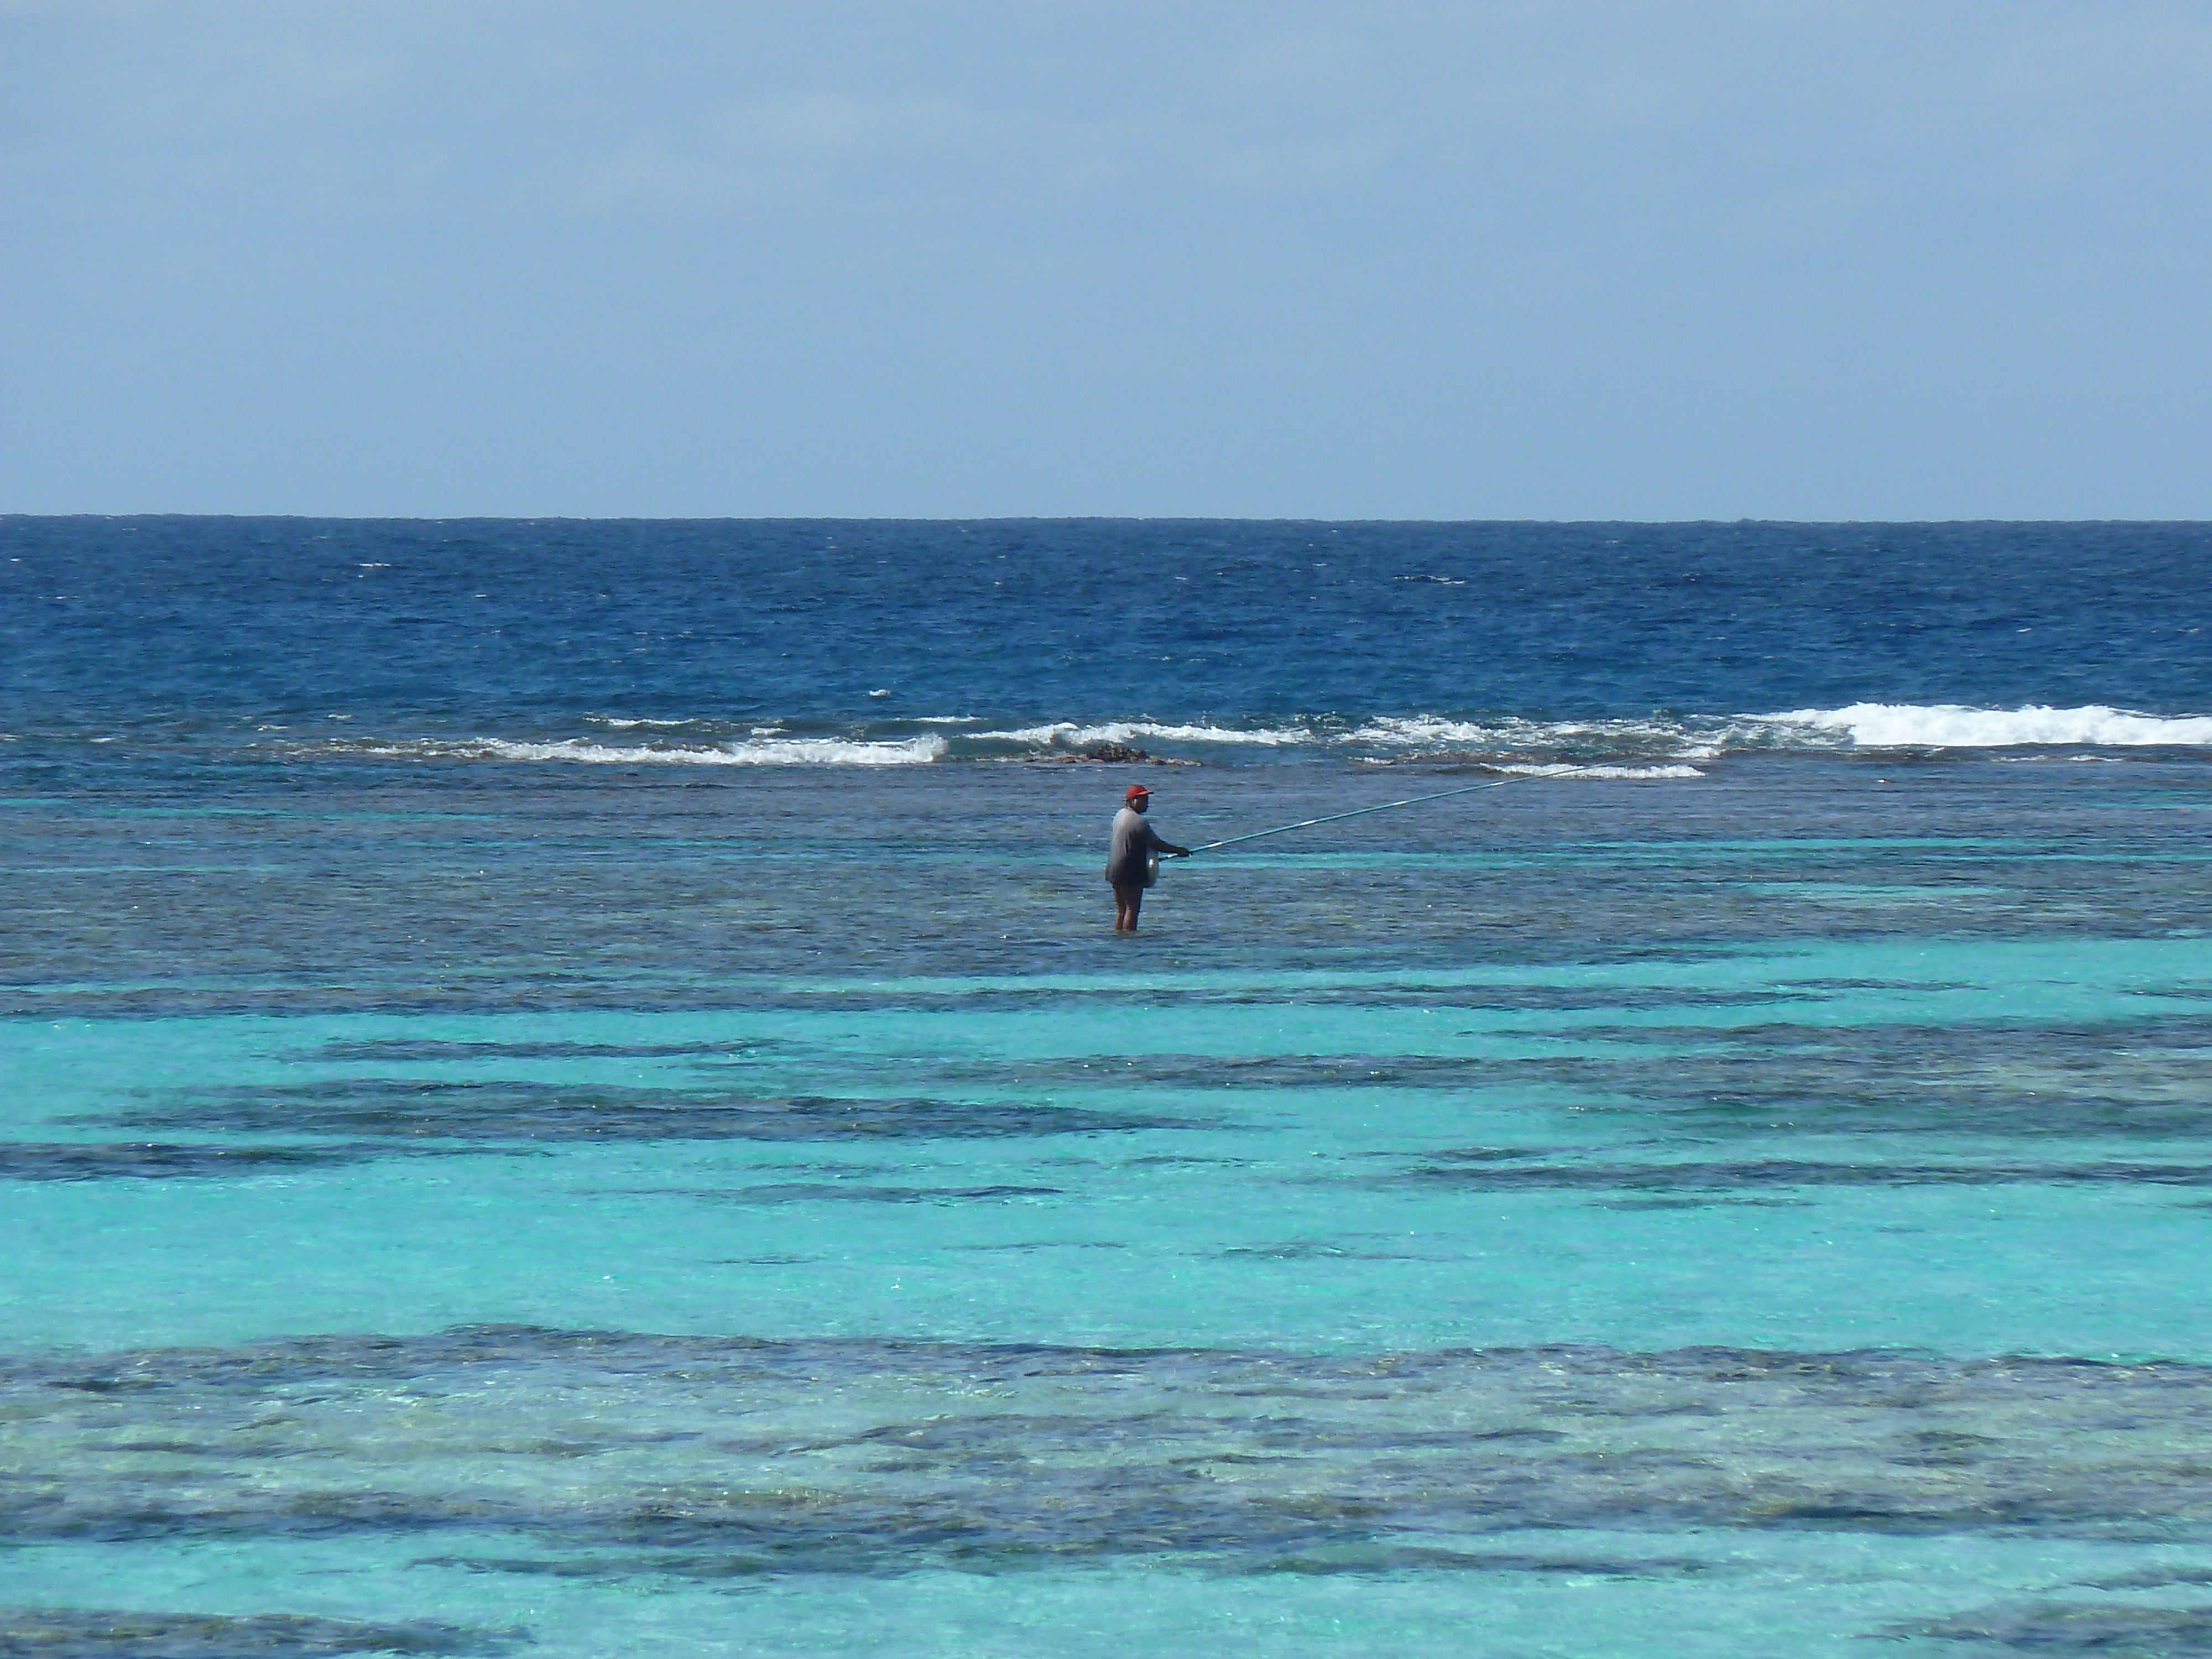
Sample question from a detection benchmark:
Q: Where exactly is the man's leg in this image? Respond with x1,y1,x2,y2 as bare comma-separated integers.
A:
1113,882,1142,931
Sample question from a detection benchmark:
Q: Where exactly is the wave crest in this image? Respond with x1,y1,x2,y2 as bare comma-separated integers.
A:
982,721,1314,748
1346,714,1757,761
1491,762,1707,780
1763,703,2212,748
275,702,2212,769
317,735,948,767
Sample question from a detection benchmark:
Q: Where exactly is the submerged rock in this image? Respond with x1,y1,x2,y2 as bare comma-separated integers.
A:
1024,742,1192,765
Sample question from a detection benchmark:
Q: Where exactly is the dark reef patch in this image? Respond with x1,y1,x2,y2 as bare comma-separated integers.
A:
676,1182,1065,1206
1884,1600,2212,1653
112,1081,1190,1144
0,1141,380,1182
306,1039,775,1063
0,1608,517,1658
1496,1014,2212,1140
8,1329,2212,1574
1396,1156,2212,1192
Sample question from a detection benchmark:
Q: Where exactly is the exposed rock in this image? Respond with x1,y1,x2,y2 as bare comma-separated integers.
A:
1022,742,1194,765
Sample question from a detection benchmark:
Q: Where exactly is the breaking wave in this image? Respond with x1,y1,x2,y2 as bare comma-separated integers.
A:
1491,762,1707,780
1761,703,2212,748
1346,714,1750,761
1346,705,2212,761
316,735,948,766
982,721,1315,748
272,703,2212,769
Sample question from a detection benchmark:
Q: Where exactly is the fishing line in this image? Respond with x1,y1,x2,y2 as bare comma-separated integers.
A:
1181,767,1604,855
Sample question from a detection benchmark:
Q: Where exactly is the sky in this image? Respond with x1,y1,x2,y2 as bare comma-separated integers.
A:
4,1,2210,518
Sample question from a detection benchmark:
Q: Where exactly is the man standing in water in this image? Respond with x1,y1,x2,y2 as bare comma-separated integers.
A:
1107,784,1191,932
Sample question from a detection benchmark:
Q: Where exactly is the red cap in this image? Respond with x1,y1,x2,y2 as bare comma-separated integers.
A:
1125,784,1151,802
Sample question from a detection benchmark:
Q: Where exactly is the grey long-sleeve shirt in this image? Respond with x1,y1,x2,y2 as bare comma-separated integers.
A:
1106,806,1188,885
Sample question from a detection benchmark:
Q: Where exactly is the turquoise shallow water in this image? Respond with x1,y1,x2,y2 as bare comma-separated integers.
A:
5,744,2212,1656
8,927,2212,1360
9,505,2212,1658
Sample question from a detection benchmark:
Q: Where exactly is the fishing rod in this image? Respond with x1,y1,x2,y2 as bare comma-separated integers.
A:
1181,766,1601,855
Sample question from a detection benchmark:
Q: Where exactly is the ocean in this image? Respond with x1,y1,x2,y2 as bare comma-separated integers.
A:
3,517,2210,1657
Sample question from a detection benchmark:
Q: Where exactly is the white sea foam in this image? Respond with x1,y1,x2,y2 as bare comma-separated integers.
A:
985,721,1316,748
1344,714,1731,757
333,735,947,766
299,702,2212,771
1765,703,2212,748
1490,762,1705,780
1348,705,2212,758
1350,716,1540,749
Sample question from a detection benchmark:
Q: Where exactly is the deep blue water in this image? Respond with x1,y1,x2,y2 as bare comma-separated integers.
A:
6,518,2210,735
3,518,2211,1658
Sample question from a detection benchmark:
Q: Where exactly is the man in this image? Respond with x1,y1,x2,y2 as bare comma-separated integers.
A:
1106,783,1191,932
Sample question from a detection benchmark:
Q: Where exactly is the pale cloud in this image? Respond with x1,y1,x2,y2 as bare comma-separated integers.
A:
5,1,2211,515
717,91,980,160
1197,131,1395,194
1220,29,1376,98
573,92,1012,211
572,76,1392,217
